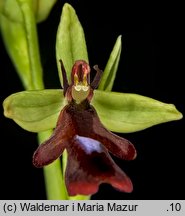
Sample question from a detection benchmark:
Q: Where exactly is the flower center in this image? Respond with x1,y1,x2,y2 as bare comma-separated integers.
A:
71,60,91,104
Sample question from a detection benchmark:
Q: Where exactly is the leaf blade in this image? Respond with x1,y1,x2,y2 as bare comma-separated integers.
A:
92,90,183,133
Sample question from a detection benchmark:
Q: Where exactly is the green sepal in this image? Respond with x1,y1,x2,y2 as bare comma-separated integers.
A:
98,35,122,91
56,3,88,86
3,89,182,133
92,90,183,133
3,89,64,132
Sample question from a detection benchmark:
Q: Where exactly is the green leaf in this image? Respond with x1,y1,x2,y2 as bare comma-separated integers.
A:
3,90,64,132
56,3,88,86
98,35,122,91
92,90,183,133
32,0,57,23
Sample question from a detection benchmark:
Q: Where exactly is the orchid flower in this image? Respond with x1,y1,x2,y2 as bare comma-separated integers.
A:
33,60,136,196
1,2,182,199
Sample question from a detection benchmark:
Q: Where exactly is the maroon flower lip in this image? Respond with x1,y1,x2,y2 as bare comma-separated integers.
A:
33,60,137,196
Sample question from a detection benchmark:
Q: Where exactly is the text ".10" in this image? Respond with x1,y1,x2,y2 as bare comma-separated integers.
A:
169,203,181,211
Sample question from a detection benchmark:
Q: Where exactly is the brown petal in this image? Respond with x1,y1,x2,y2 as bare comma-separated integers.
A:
32,127,67,168
91,124,137,161
65,135,133,196
33,106,72,168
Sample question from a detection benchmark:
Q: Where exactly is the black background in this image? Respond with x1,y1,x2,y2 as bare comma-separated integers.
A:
0,0,184,200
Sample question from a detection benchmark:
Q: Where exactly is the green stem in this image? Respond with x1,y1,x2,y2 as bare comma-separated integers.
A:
17,0,67,200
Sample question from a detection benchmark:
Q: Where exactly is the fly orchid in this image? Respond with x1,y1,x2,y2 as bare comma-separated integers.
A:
33,60,136,196
2,3,182,199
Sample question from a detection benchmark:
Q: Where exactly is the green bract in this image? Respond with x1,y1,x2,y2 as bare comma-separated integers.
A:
3,89,182,133
0,0,57,23
32,0,57,23
0,0,44,90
